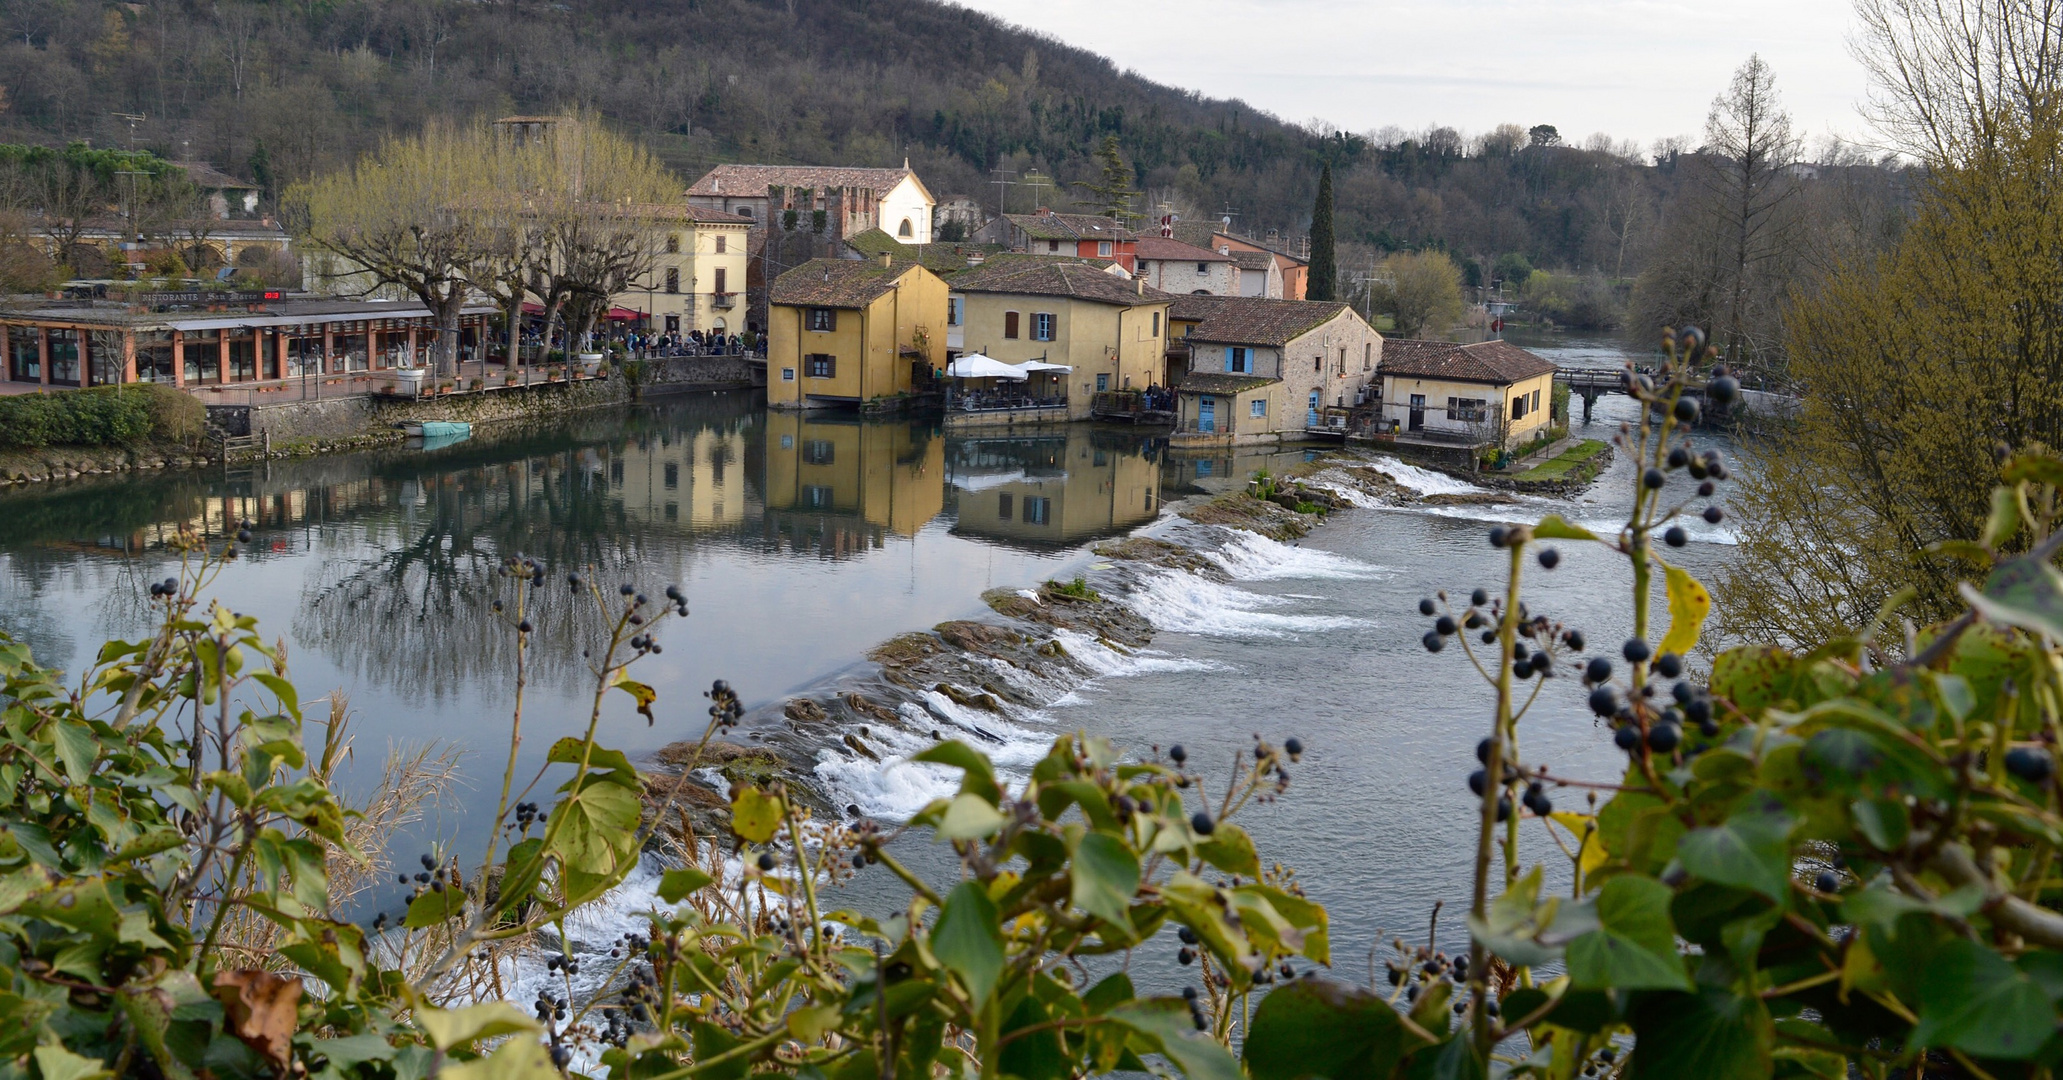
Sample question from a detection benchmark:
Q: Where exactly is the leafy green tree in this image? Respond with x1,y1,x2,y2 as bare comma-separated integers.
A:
1373,249,1464,338
1306,163,1336,301
1073,134,1140,222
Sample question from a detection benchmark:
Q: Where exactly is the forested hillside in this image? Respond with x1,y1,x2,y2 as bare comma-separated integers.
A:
0,0,1909,357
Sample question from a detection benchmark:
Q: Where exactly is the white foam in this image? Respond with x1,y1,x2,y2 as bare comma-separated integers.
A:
1303,467,1388,508
1125,570,1368,639
811,695,1054,822
1208,530,1385,581
1359,457,1490,497
1048,627,1223,677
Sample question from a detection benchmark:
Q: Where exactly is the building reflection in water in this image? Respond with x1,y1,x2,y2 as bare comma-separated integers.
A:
947,430,1163,551
760,413,945,558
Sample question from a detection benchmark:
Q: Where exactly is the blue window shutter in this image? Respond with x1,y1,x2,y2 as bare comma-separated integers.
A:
1224,348,1233,373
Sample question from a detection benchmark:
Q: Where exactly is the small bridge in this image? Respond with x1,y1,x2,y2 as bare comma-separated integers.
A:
1556,367,1703,423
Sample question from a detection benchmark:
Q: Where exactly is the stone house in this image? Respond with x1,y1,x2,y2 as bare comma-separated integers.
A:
1376,339,1558,448
766,256,948,410
1133,237,1236,295
686,163,937,243
1167,296,1381,444
972,211,1139,273
613,205,753,337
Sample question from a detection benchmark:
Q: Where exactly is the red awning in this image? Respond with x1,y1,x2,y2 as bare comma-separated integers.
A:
604,307,644,321
520,302,544,314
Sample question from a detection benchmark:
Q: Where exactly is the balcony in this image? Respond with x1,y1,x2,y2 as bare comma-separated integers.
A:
711,292,738,309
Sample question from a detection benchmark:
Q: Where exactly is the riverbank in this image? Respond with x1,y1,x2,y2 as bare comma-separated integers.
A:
0,358,763,487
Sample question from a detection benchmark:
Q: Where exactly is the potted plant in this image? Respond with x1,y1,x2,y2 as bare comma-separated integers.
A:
469,378,483,391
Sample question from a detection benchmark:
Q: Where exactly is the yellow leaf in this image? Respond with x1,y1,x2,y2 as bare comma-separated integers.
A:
1658,561,1711,658
730,786,784,844
610,670,657,725
1548,812,1609,878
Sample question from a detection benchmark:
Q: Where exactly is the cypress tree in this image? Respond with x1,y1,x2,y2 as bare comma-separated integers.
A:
1307,163,1337,301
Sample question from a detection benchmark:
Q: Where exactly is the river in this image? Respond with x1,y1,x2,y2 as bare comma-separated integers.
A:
0,333,1740,1004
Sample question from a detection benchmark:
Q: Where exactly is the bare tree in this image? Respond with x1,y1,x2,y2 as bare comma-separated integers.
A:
1702,55,1802,367
1854,0,2063,167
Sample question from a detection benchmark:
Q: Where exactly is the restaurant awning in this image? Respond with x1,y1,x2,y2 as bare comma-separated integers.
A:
947,353,1027,380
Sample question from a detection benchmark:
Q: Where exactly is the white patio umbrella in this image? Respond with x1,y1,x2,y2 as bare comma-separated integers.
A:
1014,360,1073,373
947,353,1027,380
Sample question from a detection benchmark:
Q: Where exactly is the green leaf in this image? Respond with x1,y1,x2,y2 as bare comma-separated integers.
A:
930,881,1004,1006
1108,1001,1244,1080
32,1045,112,1080
1195,821,1260,876
414,1001,538,1051
1069,833,1140,931
1626,986,1772,1080
1981,486,2024,548
935,792,1006,840
1467,865,1596,968
50,721,98,784
436,1035,561,1080
1244,979,1426,1080
911,740,1002,805
545,736,639,787
1401,1035,1487,1080
403,886,465,929
658,868,714,904
728,785,784,844
1909,938,2054,1059
1532,514,1600,542
1565,874,1690,991
1677,800,1794,901
1657,561,1710,659
1964,555,2063,642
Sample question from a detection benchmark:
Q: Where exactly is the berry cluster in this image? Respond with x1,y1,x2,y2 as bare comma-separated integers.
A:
507,801,542,835
706,679,744,731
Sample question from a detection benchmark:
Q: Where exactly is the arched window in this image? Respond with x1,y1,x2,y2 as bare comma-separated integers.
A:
898,218,914,238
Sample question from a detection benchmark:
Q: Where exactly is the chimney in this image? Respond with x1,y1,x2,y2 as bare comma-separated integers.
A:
1135,277,1144,296
880,252,892,268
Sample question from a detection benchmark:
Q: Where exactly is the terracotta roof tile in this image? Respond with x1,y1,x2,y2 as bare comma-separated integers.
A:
1168,296,1354,346
950,259,1169,307
1004,212,1137,242
1379,339,1557,384
689,164,914,198
770,258,919,309
1134,236,1231,263
1175,372,1278,394
1227,250,1275,272
843,228,1003,272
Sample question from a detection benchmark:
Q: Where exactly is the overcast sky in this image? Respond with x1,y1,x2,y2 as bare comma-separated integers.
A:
950,0,1874,154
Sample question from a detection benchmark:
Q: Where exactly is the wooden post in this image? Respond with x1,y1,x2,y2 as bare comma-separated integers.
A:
123,330,137,384
38,326,49,387
218,332,229,384
172,331,185,389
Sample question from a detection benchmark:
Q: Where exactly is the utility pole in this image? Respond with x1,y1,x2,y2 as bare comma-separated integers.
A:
989,167,1017,224
109,112,145,151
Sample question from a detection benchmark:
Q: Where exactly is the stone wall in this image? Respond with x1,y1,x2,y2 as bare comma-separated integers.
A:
216,376,632,443
642,355,764,392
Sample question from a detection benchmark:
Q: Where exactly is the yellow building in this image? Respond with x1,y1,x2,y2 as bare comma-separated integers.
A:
768,257,948,410
1376,339,1559,449
947,430,1163,549
614,205,754,337
949,258,1172,421
761,413,945,551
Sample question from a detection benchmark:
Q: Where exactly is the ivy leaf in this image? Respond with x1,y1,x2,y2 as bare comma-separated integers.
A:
51,721,98,784
609,670,657,725
436,1036,561,1080
728,785,784,844
31,1045,112,1080
936,793,1006,840
1070,833,1140,932
1195,822,1260,876
911,740,1002,805
1108,1000,1244,1080
414,1001,537,1051
1244,978,1427,1080
545,736,639,788
657,868,714,904
1401,1034,1486,1080
1963,555,2063,643
1909,938,2055,1059
1626,986,1772,1080
1677,800,1794,901
403,886,464,929
1657,561,1711,658
930,882,1004,1006
1532,515,1600,542
1565,874,1690,991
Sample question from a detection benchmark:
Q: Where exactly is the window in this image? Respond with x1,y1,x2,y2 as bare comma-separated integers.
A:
802,439,835,465
1532,389,1541,412
806,354,836,378
1003,311,1020,339
1032,312,1055,341
666,234,680,254
715,234,727,253
1023,496,1051,525
782,367,796,381
714,268,727,294
1445,397,1487,421
808,308,836,332
1225,347,1250,373
1314,356,1321,373
1097,241,1112,257
1096,373,1109,392
46,328,79,385
898,218,914,237
610,460,624,484
737,205,753,218
947,297,962,326
664,502,678,521
1250,399,1267,418
1152,312,1161,337
1512,394,1527,420
136,331,174,383
665,267,680,294
664,315,680,333
1364,342,1373,371
228,335,257,381
1197,262,1209,273
664,462,679,489
8,328,39,382
1047,240,1061,253
1338,348,1347,375
804,485,833,508
997,493,1013,519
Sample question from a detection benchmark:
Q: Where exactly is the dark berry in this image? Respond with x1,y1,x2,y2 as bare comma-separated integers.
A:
1642,468,1665,489
1476,738,1494,764
1480,629,1497,645
1647,723,1681,753
1699,718,1720,738
2006,746,2054,783
1589,686,1620,717
1468,769,1487,796
1707,375,1739,403
1168,744,1186,765
1664,526,1687,547
517,619,533,633
1673,397,1699,423
756,851,776,872
1697,480,1716,497
1537,547,1560,570
1814,871,1840,894
1496,795,1512,822
1585,657,1613,684
1284,737,1304,757
1565,631,1586,652
1703,505,1725,524
1614,725,1641,751
1178,947,1195,965
1623,638,1652,664
1191,811,1215,835
1470,588,1489,607
1419,598,1437,616
1423,630,1446,653
1435,614,1457,636
1488,526,1510,548
1529,651,1552,675
1667,447,1689,468
1685,698,1712,724
1178,925,1198,945
1655,653,1684,679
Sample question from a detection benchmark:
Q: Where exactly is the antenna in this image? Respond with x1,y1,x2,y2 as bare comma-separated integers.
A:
1021,169,1051,212
1218,206,1240,236
989,167,1017,224
109,112,145,151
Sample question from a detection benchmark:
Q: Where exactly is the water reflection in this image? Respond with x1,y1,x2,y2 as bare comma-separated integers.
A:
762,414,944,557
948,431,1165,550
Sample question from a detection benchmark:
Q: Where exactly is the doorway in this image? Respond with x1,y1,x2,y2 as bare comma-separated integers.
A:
1408,393,1426,432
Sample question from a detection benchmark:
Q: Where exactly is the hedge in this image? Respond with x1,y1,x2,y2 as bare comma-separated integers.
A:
0,384,204,449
